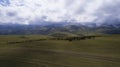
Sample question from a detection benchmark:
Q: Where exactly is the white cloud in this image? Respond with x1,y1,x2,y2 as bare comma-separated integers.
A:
0,0,120,24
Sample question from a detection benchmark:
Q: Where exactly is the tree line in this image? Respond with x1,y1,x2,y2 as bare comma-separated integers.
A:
7,39,47,44
49,36,101,41
7,35,101,44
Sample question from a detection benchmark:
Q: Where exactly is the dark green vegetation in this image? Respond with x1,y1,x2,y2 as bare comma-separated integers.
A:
0,35,120,67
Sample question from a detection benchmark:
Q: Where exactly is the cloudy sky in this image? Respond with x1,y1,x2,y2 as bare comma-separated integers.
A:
0,0,120,24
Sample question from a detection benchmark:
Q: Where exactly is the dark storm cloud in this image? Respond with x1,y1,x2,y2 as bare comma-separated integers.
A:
7,11,17,16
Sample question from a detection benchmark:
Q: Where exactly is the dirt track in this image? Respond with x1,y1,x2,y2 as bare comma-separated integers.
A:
36,49,120,62
0,48,120,67
5,48,120,63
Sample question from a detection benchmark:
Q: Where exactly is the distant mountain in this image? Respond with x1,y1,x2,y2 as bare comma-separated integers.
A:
0,22,120,35
96,22,120,34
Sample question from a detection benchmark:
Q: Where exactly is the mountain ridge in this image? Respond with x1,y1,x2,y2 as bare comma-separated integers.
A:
0,22,120,35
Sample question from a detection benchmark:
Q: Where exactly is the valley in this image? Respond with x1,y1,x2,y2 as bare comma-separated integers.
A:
0,35,120,67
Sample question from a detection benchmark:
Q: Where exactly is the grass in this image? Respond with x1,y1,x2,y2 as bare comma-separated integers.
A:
0,35,120,67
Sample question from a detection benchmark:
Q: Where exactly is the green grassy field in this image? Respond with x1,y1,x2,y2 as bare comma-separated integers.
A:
0,35,120,67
